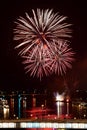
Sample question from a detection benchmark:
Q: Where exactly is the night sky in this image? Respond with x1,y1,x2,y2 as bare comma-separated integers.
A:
0,0,87,93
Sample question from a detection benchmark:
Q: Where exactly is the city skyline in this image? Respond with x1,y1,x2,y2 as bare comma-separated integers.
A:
0,0,87,92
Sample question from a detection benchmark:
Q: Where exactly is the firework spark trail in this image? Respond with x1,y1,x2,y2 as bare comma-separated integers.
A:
13,9,74,79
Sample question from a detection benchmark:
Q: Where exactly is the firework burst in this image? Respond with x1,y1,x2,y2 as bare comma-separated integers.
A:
13,9,74,79
13,9,72,56
22,44,52,80
22,41,74,79
49,41,74,75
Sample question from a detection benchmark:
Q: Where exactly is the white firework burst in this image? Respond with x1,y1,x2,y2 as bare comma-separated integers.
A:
13,8,74,79
49,41,74,75
22,41,74,79
13,9,72,56
22,44,52,80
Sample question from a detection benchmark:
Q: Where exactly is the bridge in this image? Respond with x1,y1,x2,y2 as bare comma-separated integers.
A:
0,119,87,129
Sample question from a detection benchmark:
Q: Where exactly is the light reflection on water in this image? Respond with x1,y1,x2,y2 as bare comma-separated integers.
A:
1,94,71,120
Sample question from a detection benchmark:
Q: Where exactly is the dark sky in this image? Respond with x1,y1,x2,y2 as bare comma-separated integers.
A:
0,0,87,93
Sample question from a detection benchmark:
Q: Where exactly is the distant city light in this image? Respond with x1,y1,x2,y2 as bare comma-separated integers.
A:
55,92,65,101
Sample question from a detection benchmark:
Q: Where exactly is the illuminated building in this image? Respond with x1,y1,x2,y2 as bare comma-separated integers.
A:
72,90,87,119
0,98,9,119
